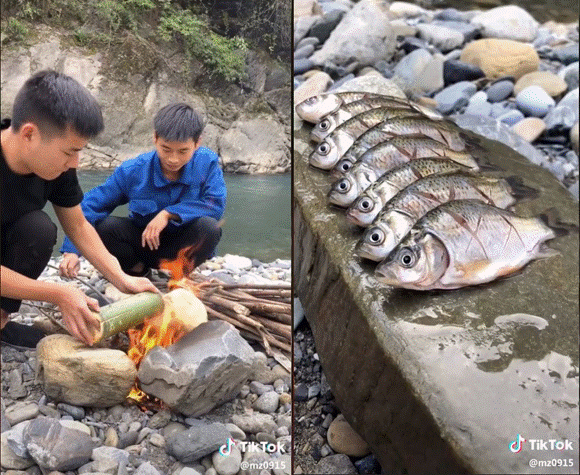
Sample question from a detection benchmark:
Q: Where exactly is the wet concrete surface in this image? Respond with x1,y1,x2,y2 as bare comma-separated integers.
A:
294,120,579,474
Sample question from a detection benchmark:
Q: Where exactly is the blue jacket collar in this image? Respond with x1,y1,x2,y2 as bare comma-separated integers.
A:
152,150,194,187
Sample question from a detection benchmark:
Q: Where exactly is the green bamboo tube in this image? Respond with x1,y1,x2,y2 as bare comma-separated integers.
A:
92,292,164,342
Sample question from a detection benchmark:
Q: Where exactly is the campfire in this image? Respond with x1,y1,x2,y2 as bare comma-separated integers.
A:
123,245,292,404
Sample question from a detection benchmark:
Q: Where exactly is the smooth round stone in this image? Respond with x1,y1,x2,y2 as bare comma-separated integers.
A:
253,391,280,414
469,90,488,105
57,403,85,421
294,44,315,60
470,5,539,42
511,117,546,142
295,37,320,51
486,80,514,103
552,44,580,65
464,100,492,117
309,9,344,44
294,71,333,104
434,81,477,114
433,20,481,42
497,109,525,125
544,106,578,133
443,60,484,86
327,415,370,457
315,454,357,475
417,24,464,52
389,1,426,18
515,86,555,117
212,447,242,475
460,39,539,80
400,37,432,55
514,71,568,97
434,8,464,22
390,19,418,38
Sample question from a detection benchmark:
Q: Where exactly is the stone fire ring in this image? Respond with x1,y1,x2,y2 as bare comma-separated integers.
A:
294,124,579,474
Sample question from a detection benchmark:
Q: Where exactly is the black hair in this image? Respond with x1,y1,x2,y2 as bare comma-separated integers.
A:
154,103,204,142
11,70,104,139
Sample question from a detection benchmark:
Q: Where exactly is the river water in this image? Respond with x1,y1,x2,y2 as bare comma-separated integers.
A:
439,0,579,23
46,172,291,262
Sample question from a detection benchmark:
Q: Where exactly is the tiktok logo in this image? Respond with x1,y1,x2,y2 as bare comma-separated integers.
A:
219,438,235,456
509,434,526,453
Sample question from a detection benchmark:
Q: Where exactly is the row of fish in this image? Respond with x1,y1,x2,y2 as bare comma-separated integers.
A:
296,92,570,290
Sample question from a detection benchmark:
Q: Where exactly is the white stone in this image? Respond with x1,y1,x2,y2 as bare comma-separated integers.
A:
222,254,253,272
212,447,242,475
389,1,426,18
471,5,539,42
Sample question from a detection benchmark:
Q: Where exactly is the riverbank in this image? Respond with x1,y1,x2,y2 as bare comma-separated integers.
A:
1,254,291,474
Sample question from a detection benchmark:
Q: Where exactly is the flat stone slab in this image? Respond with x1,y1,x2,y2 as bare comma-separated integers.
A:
294,120,579,474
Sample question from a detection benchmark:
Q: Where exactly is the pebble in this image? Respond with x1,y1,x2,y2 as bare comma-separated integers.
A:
470,5,539,42
56,403,85,421
443,60,485,86
393,48,433,92
212,447,242,475
498,109,525,126
514,71,568,97
560,62,579,90
294,71,333,104
249,381,273,396
571,122,579,154
134,461,162,475
417,24,464,52
309,9,344,44
552,44,580,65
4,402,39,425
315,454,357,474
253,391,280,414
433,20,481,42
294,45,315,60
434,81,477,114
327,414,370,457
104,427,119,447
512,117,546,142
515,85,556,117
486,80,514,103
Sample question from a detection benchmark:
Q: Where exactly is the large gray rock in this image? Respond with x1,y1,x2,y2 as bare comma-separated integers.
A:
138,321,258,417
294,118,579,474
165,422,230,463
470,5,539,42
23,417,95,471
218,118,290,173
310,0,396,67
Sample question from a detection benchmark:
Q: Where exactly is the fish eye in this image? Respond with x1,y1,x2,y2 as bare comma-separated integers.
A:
359,198,373,212
304,96,318,105
317,143,330,155
367,228,384,245
337,178,351,193
338,160,352,172
398,248,417,268
318,120,330,131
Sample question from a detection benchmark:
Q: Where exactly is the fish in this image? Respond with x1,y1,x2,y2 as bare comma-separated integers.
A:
375,200,567,290
355,175,539,261
309,115,476,170
346,159,469,227
295,92,440,123
310,97,443,142
332,136,480,178
310,106,421,143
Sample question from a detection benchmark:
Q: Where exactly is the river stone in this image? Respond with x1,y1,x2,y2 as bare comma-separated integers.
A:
4,402,39,426
434,81,477,114
294,71,333,105
470,5,539,42
315,454,357,474
515,85,555,117
560,61,579,91
23,417,94,471
460,39,539,80
552,44,580,65
230,413,277,434
485,80,514,103
138,321,257,417
432,20,481,42
571,122,579,155
310,0,396,67
165,422,230,463
390,19,417,38
218,118,289,174
212,446,242,475
36,334,136,407
544,88,579,132
295,118,579,474
332,75,406,99
511,117,546,143
417,24,464,52
389,1,426,18
497,109,525,126
443,60,485,86
253,391,280,414
1,432,34,470
309,9,344,44
327,414,370,457
514,71,568,97
416,54,445,94
294,45,315,61
294,15,319,48
392,48,432,93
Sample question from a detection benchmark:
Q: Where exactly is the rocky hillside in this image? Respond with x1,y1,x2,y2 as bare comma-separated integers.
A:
1,2,291,174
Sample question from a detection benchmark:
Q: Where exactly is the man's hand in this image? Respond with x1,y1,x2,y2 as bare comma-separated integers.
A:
116,274,160,295
59,253,80,278
142,211,170,250
55,286,102,346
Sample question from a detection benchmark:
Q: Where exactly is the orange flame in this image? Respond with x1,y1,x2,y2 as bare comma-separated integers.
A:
126,244,203,404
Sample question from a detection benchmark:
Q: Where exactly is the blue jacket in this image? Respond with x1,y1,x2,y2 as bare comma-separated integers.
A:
61,147,227,255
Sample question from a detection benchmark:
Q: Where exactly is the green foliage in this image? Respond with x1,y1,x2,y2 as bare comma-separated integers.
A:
5,18,30,43
159,7,247,82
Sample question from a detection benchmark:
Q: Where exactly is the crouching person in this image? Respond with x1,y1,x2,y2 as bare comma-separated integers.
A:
60,103,227,281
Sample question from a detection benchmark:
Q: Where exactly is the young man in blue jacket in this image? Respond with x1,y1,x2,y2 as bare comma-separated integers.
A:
59,103,226,281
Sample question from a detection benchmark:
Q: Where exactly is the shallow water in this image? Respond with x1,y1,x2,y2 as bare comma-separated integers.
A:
46,172,291,261
440,0,579,23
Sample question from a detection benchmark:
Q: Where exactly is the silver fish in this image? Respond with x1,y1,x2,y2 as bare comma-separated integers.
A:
310,106,420,143
328,162,381,208
333,136,479,178
356,175,527,262
375,200,562,290
310,97,443,142
346,159,467,227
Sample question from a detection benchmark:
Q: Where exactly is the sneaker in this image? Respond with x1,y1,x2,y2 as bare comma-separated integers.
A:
0,321,46,350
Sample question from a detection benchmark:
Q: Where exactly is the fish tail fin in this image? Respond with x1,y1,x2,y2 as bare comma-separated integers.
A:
538,208,579,238
476,161,504,172
535,243,561,259
504,176,540,201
